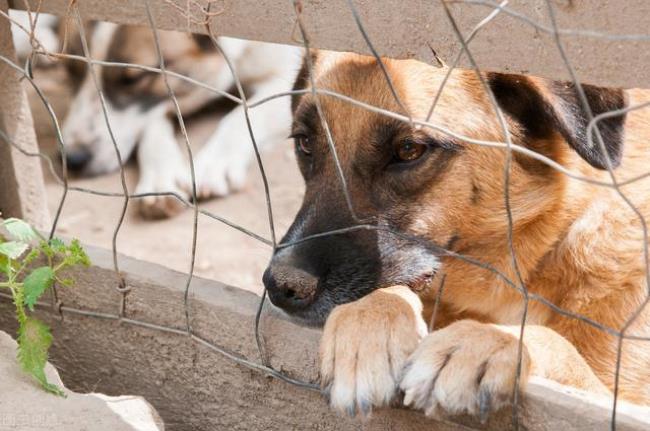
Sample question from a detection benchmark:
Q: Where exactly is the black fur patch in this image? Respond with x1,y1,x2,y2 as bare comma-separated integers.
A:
445,234,460,251
553,81,626,169
471,180,481,204
191,34,218,52
488,73,627,170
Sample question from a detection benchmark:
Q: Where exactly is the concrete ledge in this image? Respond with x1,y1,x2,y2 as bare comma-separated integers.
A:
11,0,650,89
1,244,649,430
0,0,50,230
0,331,164,431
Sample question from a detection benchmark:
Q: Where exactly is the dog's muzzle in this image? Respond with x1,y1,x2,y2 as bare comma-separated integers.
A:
263,262,320,312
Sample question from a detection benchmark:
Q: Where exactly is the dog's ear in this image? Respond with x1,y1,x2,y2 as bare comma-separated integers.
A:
191,34,218,52
59,20,97,86
291,51,318,113
487,73,627,170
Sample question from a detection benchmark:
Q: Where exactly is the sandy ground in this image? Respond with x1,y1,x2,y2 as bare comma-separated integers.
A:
29,65,303,295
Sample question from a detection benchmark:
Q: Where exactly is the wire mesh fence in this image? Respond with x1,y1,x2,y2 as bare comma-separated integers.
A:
1,0,650,430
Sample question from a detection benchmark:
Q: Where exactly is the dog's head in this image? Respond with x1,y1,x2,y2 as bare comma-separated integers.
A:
60,23,223,175
263,51,626,325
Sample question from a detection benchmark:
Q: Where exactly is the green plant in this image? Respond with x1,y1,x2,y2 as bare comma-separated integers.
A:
0,217,90,396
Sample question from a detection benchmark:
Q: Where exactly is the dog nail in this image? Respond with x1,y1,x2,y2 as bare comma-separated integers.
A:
358,400,371,417
424,400,440,418
479,388,492,424
403,389,414,406
321,383,332,401
400,360,413,379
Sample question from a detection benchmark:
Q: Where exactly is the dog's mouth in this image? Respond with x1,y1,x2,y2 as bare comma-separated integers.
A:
267,266,439,328
405,269,437,294
279,268,439,326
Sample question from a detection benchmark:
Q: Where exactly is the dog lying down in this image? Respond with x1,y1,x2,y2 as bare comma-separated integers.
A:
61,23,301,218
263,51,650,419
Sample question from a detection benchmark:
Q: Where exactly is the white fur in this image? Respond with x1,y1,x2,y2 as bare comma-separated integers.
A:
9,10,59,59
61,23,134,175
135,105,190,207
382,286,428,338
182,41,299,198
62,27,301,215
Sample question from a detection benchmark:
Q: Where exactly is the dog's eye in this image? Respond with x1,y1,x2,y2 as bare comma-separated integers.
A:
292,134,312,156
119,69,147,87
393,140,427,163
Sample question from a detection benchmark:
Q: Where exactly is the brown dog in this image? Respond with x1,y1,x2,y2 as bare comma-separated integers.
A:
262,50,650,419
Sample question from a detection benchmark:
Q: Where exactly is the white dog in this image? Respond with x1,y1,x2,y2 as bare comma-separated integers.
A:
61,23,300,218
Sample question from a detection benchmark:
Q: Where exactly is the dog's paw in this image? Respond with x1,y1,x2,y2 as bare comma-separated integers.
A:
320,286,427,417
135,169,189,219
181,140,251,200
400,320,530,422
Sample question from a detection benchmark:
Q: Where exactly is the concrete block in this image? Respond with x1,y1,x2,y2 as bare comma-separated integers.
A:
1,244,649,430
0,330,164,431
11,0,650,89
0,0,50,230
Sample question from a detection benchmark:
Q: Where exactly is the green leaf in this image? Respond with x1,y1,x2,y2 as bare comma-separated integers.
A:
3,218,37,242
23,267,54,311
61,239,90,267
39,239,54,259
70,239,90,266
22,248,41,266
0,241,27,259
48,238,66,255
17,317,65,396
0,254,9,276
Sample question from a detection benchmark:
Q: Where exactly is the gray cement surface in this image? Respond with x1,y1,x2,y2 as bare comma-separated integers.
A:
0,330,164,431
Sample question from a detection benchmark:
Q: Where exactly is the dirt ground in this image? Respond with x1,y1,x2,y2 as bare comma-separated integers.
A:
28,65,303,295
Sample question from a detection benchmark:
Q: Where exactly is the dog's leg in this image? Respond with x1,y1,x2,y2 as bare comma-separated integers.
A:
499,325,610,395
135,109,189,219
320,286,428,416
183,76,293,199
400,320,609,421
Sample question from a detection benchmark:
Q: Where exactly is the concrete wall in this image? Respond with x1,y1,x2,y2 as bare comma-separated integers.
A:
0,0,49,230
1,245,649,431
12,0,650,89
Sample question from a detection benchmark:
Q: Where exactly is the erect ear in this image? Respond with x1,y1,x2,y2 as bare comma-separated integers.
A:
59,20,97,85
487,73,627,170
291,50,318,114
191,34,218,52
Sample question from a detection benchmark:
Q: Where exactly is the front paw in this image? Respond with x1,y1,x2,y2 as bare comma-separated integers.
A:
135,168,189,219
320,286,427,417
180,142,251,200
400,320,530,422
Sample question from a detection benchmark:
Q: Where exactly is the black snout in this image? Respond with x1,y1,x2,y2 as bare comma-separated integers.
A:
263,263,319,313
65,148,92,172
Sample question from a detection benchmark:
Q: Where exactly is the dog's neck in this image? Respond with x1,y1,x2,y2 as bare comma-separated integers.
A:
424,167,612,326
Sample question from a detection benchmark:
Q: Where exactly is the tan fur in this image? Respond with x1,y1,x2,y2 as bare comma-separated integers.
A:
320,286,427,415
304,52,650,415
401,320,532,418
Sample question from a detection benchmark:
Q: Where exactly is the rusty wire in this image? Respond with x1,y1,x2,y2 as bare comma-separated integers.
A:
1,1,650,430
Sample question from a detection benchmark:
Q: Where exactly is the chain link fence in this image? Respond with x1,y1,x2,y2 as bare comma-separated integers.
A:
1,1,650,430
